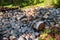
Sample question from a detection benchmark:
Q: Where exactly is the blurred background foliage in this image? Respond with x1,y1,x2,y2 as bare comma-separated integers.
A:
0,0,60,8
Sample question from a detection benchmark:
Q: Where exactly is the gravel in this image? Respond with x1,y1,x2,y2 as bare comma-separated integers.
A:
0,8,60,40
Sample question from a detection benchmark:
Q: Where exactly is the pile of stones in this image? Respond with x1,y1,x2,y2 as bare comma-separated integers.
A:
0,7,60,40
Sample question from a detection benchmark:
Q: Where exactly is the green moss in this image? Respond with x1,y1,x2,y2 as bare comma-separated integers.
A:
50,37,54,40
44,29,51,33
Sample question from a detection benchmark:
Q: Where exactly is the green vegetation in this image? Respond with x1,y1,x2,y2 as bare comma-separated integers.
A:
0,0,60,8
